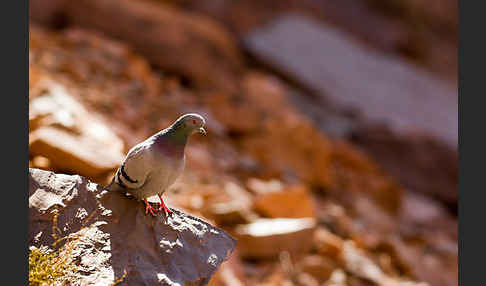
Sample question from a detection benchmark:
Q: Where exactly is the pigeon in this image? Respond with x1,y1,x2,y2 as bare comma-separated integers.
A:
105,113,206,217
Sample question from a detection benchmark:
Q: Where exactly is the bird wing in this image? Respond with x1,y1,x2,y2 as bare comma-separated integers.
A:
115,142,152,190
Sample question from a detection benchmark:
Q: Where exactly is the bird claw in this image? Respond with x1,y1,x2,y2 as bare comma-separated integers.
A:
157,202,173,217
144,201,159,217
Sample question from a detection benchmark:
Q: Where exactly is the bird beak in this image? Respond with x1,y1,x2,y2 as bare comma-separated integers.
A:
199,127,207,135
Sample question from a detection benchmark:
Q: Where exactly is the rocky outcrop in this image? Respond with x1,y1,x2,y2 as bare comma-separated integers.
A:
29,168,236,285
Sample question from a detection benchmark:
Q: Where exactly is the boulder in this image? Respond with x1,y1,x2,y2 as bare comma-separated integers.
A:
202,182,259,226
29,80,125,180
252,183,317,219
29,168,236,285
233,218,316,259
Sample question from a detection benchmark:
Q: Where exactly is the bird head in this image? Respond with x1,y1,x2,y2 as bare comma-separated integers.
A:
173,113,206,136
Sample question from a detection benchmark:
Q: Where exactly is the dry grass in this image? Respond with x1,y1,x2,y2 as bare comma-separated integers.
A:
29,208,127,285
29,208,79,286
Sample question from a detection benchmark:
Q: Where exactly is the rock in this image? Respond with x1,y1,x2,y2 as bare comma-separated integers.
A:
313,228,344,259
247,178,284,194
381,236,457,286
29,0,67,27
252,183,317,218
399,192,453,229
207,251,246,286
339,241,429,286
352,126,458,212
185,0,457,82
243,14,457,209
200,182,258,226
29,25,163,138
243,74,334,187
244,13,457,148
296,273,321,286
323,269,348,286
339,241,387,284
50,0,244,90
233,218,316,259
29,127,123,180
295,255,337,283
206,201,257,226
30,156,52,170
28,80,125,180
29,168,236,285
329,140,403,214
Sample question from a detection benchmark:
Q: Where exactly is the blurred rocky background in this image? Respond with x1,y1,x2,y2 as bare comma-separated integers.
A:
29,0,457,285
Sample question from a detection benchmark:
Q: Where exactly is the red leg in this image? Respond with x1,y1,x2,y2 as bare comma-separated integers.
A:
144,199,159,217
157,194,173,216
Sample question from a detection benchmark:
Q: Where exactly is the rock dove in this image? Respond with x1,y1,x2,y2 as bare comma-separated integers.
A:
105,113,206,217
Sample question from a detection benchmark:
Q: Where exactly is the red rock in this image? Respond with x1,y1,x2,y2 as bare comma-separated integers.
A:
29,127,123,180
31,156,52,170
207,250,246,286
296,255,337,283
205,182,258,226
313,227,344,259
340,241,430,286
252,183,317,218
353,127,458,212
28,79,125,180
247,178,284,194
29,0,67,26
29,25,164,141
323,269,348,286
234,218,316,259
329,140,403,214
381,237,458,286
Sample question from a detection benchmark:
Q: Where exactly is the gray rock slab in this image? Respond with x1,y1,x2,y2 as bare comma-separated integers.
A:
243,14,457,148
29,168,236,286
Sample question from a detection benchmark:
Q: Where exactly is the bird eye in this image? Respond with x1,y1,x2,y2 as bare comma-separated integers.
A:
192,120,196,125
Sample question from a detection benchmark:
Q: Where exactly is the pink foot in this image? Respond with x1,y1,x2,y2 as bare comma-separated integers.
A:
157,195,173,217
144,199,159,217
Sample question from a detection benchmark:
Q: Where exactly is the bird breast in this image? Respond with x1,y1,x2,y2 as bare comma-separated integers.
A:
133,153,185,200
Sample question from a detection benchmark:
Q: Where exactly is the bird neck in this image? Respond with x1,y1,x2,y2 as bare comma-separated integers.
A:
152,123,190,157
165,121,192,143
166,127,189,145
